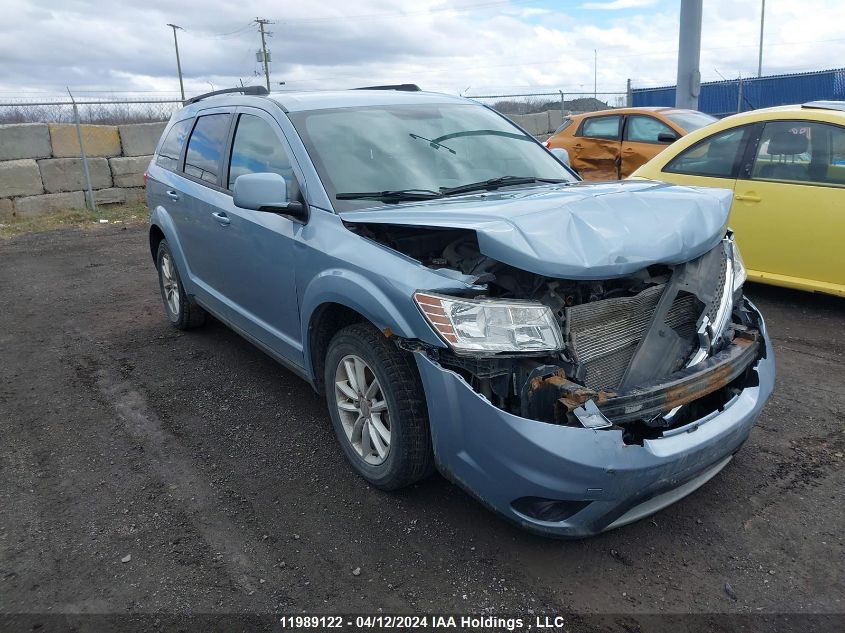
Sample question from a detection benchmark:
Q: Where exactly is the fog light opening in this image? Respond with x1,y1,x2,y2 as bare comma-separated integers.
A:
511,497,592,522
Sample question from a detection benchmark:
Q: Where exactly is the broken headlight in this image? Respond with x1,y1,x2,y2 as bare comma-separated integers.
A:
414,292,563,355
732,240,747,293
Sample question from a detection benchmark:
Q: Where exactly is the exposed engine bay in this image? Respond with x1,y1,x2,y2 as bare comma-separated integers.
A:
350,223,764,441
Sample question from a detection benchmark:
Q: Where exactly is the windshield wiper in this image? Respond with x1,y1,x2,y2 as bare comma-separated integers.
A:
336,189,444,203
439,176,569,197
409,133,457,154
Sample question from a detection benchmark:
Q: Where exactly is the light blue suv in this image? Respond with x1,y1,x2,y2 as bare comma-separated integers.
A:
146,85,774,537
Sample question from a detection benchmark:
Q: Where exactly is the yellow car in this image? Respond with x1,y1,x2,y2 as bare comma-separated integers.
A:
632,102,845,297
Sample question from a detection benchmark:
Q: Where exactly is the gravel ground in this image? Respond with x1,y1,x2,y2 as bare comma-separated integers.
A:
1,224,843,631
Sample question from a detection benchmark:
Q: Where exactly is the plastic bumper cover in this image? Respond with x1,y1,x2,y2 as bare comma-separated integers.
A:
414,302,775,538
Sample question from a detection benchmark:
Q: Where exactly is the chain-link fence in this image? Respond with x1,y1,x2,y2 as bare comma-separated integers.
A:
466,91,630,115
0,90,634,125
0,98,183,125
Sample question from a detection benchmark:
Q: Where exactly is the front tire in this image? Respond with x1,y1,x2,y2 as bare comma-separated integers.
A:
156,240,206,330
324,323,434,490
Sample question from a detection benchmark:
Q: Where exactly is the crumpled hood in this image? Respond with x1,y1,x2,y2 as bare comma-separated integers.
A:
339,180,733,279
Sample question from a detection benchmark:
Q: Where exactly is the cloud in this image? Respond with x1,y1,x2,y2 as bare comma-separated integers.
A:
580,0,657,10
0,0,842,104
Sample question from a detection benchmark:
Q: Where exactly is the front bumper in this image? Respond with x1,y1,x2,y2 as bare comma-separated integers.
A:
414,301,775,538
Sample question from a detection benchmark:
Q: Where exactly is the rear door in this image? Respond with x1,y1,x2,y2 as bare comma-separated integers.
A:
172,108,234,300
732,119,845,290
620,114,679,178
570,114,622,180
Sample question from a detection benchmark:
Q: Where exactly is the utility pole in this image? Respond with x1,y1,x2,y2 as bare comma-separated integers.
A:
166,23,185,102
757,0,766,77
255,18,274,91
675,0,703,110
593,49,597,100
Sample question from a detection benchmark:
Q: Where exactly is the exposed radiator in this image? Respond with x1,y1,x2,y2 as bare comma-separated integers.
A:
564,285,702,390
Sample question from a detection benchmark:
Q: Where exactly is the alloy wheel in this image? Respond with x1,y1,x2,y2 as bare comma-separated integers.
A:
334,354,391,465
160,252,180,317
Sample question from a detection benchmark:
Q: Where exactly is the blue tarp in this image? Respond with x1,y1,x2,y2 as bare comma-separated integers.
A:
632,68,845,117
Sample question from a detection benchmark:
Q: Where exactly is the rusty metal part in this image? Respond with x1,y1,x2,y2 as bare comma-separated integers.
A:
525,329,761,425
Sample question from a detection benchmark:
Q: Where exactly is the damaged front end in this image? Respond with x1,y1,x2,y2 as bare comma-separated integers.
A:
357,221,762,441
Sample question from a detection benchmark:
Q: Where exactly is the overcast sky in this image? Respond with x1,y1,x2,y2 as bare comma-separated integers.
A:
2,0,844,99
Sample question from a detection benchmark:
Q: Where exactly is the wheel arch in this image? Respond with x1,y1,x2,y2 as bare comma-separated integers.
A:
149,224,166,263
307,302,368,393
300,269,439,392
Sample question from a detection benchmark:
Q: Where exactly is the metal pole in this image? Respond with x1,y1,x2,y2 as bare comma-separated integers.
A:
559,90,564,117
675,0,703,109
593,49,597,101
757,0,766,77
67,88,96,212
256,18,273,91
737,74,743,113
626,78,632,107
166,24,185,102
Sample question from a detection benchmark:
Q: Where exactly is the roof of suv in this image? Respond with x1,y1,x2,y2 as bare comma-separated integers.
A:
266,89,468,112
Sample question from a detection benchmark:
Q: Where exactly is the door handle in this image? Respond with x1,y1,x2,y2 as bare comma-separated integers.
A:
735,193,762,203
211,211,231,226
165,190,180,200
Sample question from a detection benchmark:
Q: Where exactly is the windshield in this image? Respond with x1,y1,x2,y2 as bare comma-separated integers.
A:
288,103,577,211
665,110,718,132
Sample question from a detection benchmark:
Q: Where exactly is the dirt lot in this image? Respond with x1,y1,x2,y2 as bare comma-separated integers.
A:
1,224,843,630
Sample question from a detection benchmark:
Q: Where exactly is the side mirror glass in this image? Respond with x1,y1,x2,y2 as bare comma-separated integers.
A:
233,172,308,221
657,131,679,143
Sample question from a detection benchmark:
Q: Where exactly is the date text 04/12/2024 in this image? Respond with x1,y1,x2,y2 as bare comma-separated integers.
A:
278,615,580,630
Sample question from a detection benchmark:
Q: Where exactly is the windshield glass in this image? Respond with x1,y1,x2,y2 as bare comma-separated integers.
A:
288,103,577,211
665,110,718,132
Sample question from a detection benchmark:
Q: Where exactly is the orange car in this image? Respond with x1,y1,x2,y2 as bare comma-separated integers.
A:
545,107,716,180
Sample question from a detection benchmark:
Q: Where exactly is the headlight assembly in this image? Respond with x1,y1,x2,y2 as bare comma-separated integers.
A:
732,239,747,293
414,292,563,355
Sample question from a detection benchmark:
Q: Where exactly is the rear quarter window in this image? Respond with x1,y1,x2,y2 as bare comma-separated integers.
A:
155,118,193,172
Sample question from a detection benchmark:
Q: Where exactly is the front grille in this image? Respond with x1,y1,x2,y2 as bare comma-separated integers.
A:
564,285,703,390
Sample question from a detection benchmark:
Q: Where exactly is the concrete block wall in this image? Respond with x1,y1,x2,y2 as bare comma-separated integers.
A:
509,110,565,138
0,121,164,219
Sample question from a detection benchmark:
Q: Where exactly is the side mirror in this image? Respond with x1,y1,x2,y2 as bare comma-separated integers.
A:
657,131,679,143
550,147,571,167
233,172,308,222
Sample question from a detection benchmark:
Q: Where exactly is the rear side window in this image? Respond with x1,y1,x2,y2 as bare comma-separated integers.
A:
228,114,296,192
156,118,193,171
184,114,231,184
578,115,621,140
664,126,750,178
751,120,845,187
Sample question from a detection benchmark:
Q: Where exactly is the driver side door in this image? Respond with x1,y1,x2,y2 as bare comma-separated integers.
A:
211,107,309,366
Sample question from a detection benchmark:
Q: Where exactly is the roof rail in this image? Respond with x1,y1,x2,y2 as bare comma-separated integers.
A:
184,85,269,105
802,100,845,113
353,84,421,92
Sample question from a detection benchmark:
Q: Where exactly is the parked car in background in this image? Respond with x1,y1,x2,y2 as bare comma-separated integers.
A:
146,86,773,537
545,107,716,180
632,102,845,297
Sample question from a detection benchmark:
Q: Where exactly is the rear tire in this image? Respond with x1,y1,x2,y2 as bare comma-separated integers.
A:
156,240,206,330
324,323,434,490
